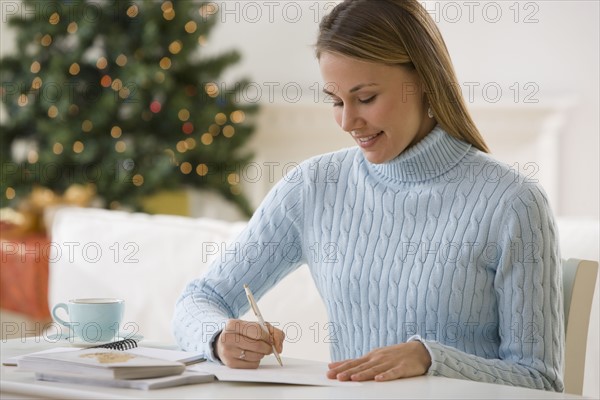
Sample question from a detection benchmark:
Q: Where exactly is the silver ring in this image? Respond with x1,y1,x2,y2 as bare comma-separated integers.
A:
239,350,246,360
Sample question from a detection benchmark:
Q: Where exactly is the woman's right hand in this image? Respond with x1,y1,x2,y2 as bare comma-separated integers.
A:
213,319,285,368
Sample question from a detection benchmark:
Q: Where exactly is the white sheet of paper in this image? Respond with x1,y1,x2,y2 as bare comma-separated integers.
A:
189,357,361,387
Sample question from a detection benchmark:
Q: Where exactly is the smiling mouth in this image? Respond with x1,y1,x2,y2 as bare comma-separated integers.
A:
353,131,384,145
357,132,383,142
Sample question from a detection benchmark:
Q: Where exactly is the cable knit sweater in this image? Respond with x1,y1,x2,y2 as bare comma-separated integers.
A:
173,126,564,391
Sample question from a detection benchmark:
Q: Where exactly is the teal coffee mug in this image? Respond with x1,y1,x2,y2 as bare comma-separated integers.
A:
52,298,124,343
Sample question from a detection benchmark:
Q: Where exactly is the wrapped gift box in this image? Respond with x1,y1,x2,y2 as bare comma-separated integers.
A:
0,224,51,319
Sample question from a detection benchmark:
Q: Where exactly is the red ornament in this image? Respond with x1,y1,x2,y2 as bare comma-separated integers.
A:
182,122,194,134
100,75,112,87
150,101,162,113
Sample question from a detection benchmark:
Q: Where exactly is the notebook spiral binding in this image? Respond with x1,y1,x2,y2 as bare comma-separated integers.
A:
89,338,138,351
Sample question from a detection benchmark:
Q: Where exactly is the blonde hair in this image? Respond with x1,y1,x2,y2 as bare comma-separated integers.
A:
316,0,489,153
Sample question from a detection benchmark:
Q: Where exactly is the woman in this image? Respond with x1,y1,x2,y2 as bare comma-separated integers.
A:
173,0,563,391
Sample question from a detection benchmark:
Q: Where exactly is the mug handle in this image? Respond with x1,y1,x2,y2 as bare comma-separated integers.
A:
52,303,70,328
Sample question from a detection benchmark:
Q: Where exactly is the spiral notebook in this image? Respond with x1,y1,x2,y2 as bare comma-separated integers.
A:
88,338,139,351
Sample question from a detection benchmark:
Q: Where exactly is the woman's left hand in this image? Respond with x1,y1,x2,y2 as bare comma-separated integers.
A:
326,341,432,382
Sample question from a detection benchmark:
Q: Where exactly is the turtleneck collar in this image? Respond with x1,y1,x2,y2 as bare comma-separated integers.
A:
368,125,472,184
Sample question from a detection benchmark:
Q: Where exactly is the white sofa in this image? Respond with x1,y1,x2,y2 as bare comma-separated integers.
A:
48,206,599,395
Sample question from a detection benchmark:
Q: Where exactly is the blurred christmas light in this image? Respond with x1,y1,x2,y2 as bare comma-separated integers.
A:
82,120,93,132
178,109,190,121
127,4,139,18
159,57,172,70
49,12,60,25
69,63,80,75
196,164,208,176
100,75,112,87
222,125,235,138
48,105,58,118
231,186,242,195
205,83,219,97
163,8,175,20
176,141,187,153
30,61,41,73
41,34,52,46
227,173,239,185
150,101,162,113
208,124,220,136
68,104,79,115
28,150,39,163
18,94,28,106
116,54,128,67
185,138,196,149
201,133,213,145
53,143,63,155
115,141,126,152
96,57,108,69
198,35,207,46
169,41,182,55
119,87,131,99
73,141,84,153
182,122,194,134
230,110,245,123
132,174,144,186
185,21,197,33
162,1,174,12
180,162,192,174
31,77,42,89
215,113,227,125
111,126,122,138
67,22,78,33
111,79,123,91
6,187,16,200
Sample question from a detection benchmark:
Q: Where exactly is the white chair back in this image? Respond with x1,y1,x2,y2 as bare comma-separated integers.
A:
562,258,599,395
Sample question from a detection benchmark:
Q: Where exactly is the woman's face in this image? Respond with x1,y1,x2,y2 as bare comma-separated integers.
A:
319,52,436,164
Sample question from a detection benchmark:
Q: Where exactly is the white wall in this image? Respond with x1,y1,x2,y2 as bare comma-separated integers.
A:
431,0,600,219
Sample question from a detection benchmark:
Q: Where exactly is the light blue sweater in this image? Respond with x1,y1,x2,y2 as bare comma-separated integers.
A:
173,126,564,391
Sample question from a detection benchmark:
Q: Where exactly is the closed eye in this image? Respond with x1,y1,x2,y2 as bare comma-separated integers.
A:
332,96,376,107
324,94,343,107
359,96,376,104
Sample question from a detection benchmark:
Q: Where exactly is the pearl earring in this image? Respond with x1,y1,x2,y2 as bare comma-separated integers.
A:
427,106,434,119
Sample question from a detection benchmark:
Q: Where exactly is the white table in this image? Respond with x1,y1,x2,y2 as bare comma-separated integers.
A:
0,338,586,399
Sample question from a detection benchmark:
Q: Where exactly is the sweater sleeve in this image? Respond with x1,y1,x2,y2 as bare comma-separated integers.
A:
172,166,306,361
410,185,564,392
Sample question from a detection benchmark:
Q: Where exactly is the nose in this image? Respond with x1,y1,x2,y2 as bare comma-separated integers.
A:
339,104,364,133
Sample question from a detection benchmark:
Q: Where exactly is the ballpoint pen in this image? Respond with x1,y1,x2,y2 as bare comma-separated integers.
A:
243,284,283,366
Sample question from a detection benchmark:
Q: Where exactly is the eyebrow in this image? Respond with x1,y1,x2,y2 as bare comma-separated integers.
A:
322,83,379,96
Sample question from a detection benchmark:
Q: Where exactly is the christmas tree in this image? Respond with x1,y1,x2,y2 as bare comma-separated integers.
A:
1,0,257,217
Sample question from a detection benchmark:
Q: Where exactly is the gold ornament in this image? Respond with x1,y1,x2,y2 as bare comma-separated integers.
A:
63,184,96,207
